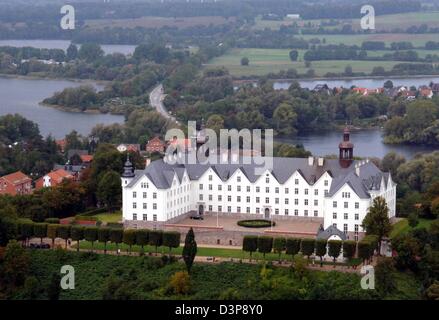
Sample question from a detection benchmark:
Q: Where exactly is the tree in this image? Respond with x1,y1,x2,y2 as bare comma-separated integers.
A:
47,272,61,300
375,257,396,295
110,228,123,253
257,236,273,259
242,235,258,261
289,50,299,61
0,216,17,247
273,237,286,262
426,281,439,300
206,114,224,136
66,44,78,61
182,228,197,273
135,229,149,254
293,253,307,279
163,231,180,254
78,43,104,62
57,225,71,249
315,239,327,267
286,238,301,261
301,238,315,262
98,227,111,254
47,224,58,249
241,57,249,66
273,103,297,136
328,240,342,266
18,220,34,244
23,276,41,299
70,226,84,252
381,152,406,178
344,65,353,76
343,240,357,267
148,230,163,254
408,212,419,228
384,80,394,89
362,197,392,251
123,229,137,254
2,240,30,287
358,236,377,264
84,227,98,252
97,170,122,211
33,223,47,244
169,271,191,295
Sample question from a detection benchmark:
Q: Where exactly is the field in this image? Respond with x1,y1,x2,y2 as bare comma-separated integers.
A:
15,249,421,300
85,16,234,29
206,48,403,77
253,11,439,32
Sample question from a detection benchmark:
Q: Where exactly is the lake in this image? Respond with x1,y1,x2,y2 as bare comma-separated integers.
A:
0,40,137,55
0,77,124,139
277,129,438,160
274,76,439,90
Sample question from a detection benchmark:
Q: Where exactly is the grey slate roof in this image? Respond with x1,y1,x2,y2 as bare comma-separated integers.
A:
316,225,347,241
126,157,390,199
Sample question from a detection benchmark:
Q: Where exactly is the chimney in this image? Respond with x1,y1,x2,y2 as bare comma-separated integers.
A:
355,164,360,176
145,158,151,167
308,156,314,166
318,157,324,166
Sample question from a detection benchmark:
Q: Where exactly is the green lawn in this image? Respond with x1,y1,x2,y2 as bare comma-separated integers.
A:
390,218,436,239
79,240,361,266
91,211,122,223
206,48,403,77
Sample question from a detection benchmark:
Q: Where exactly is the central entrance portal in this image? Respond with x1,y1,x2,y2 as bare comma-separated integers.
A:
264,208,270,219
198,204,204,216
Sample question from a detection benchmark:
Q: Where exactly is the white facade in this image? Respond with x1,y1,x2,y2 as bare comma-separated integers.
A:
121,157,396,238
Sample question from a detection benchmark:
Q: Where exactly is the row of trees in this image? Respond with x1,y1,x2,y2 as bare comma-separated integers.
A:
6,220,181,255
242,235,377,266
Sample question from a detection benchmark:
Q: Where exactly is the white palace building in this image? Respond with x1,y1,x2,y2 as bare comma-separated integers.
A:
121,128,396,241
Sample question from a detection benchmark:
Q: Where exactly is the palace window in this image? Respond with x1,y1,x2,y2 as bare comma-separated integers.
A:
304,199,308,206
294,209,298,216
209,205,213,211
227,206,231,213
265,197,269,204
218,206,222,212
237,196,241,202
199,194,203,201
246,207,250,213
314,189,318,196
153,214,157,222
333,201,337,208
143,192,147,199
256,197,260,203
305,189,309,195
344,202,348,209
133,203,137,209
218,195,222,201
275,187,279,194
256,208,260,214
314,200,318,206
199,184,203,190
143,203,147,209
275,198,279,204
265,187,270,193
237,176,241,182
247,186,251,192
209,195,213,201
133,214,137,221
344,224,348,234
344,213,348,220
314,210,318,217
285,198,289,205
228,185,232,191
355,213,359,220
266,177,270,183
218,185,222,191
275,209,279,215
355,202,359,209
333,212,337,219
295,188,299,195
153,203,157,210
209,175,212,181
285,188,289,194
133,192,137,198
256,187,260,193
246,196,250,203
304,210,308,217
228,195,232,202
237,207,241,213
295,199,299,205
285,209,289,215
295,179,299,185
324,180,328,186
143,214,147,221
237,186,241,192
209,184,212,190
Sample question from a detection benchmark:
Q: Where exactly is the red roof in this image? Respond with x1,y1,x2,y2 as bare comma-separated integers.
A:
35,169,74,190
1,171,31,185
80,155,93,162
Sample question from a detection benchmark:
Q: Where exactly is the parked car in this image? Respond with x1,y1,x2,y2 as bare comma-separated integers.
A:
29,243,50,249
190,215,204,220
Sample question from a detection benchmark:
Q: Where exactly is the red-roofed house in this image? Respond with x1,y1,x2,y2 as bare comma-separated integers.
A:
80,154,93,164
35,169,74,190
419,88,433,99
116,144,141,153
146,136,165,153
56,139,67,153
0,171,32,196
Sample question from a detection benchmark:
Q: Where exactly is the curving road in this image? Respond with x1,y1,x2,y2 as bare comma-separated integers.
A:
149,84,178,124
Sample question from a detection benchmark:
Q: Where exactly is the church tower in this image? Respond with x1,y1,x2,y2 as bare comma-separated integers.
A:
339,126,354,168
121,154,135,186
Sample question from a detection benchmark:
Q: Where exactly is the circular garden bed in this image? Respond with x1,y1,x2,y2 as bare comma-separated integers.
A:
237,219,276,228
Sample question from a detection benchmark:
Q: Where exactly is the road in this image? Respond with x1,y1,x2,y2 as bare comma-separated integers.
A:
149,84,178,124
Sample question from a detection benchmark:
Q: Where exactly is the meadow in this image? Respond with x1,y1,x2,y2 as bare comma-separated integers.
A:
206,48,404,77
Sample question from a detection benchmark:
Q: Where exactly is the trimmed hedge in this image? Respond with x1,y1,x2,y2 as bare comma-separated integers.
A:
237,220,275,228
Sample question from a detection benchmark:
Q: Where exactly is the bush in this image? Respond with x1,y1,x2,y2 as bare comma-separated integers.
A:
237,220,275,228
300,238,315,260
162,231,180,253
44,218,60,224
242,235,258,260
257,236,273,258
343,240,357,261
286,238,301,257
169,271,191,295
